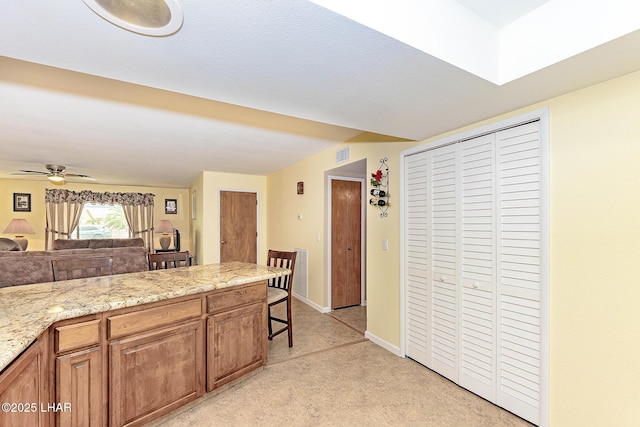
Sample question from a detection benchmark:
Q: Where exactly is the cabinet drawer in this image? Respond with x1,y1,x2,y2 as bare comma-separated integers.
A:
108,298,202,340
55,319,101,353
207,282,265,314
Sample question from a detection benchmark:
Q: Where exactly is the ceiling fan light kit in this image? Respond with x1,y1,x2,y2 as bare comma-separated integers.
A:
82,0,184,37
48,174,65,184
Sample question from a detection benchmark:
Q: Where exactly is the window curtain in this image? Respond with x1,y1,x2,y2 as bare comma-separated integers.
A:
45,189,155,250
44,190,84,249
121,199,154,252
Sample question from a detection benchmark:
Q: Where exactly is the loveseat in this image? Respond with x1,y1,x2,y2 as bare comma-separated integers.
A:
0,238,149,288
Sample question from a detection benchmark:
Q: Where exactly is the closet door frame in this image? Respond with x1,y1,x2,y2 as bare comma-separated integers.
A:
399,108,549,427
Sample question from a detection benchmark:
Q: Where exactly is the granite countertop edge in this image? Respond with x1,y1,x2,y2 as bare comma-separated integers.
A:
0,262,289,373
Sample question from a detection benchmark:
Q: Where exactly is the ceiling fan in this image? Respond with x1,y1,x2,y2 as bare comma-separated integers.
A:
12,164,96,184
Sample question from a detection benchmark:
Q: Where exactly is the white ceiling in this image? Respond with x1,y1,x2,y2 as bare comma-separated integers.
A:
456,0,552,28
1,0,639,188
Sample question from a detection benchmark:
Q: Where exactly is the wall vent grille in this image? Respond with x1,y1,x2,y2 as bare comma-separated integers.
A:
293,248,308,298
336,147,350,164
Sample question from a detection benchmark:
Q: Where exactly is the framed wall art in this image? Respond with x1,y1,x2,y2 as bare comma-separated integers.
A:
13,193,31,212
165,198,177,214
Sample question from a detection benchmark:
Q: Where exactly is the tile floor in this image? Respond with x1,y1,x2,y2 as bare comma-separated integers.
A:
149,299,533,426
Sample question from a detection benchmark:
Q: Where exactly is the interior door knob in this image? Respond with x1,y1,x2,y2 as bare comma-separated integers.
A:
221,240,226,244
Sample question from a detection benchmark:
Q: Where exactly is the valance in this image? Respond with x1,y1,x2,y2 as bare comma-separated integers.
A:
45,189,155,206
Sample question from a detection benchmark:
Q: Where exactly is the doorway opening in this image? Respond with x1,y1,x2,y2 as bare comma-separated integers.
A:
325,159,367,311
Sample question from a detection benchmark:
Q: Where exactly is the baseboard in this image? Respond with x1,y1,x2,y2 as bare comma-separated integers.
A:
292,294,331,313
364,331,402,357
291,294,400,357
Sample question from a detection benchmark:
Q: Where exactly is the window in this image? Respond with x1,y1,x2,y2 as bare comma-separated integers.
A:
71,203,130,239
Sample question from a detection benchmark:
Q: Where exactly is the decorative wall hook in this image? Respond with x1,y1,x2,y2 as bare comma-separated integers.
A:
370,158,389,217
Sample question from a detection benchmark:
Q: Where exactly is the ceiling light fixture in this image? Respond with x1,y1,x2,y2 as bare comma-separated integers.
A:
82,0,184,36
48,173,65,184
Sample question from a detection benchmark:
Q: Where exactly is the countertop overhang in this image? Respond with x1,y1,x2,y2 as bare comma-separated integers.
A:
0,262,290,372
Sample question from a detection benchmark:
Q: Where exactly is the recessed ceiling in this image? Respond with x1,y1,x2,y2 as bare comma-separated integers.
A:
1,0,639,188
311,0,640,83
456,0,552,28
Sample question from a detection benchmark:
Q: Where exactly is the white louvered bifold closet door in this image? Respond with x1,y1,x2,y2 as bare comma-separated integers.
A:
459,134,496,402
429,144,459,382
495,123,542,423
403,120,543,426
405,151,429,367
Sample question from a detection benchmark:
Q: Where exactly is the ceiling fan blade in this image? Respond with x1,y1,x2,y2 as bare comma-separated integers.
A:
66,173,97,180
12,170,48,175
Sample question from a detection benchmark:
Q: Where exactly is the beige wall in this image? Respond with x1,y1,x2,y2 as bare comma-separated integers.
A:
0,179,190,252
267,141,413,323
546,71,640,426
267,70,640,425
198,171,267,266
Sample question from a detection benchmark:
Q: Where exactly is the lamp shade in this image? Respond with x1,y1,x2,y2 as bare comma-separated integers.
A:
155,220,174,233
3,218,35,250
2,218,35,235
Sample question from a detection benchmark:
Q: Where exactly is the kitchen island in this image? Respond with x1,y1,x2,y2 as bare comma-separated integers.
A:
0,262,289,426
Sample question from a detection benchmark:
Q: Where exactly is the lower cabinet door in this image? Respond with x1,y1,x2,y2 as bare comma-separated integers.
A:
0,334,49,427
109,320,204,427
56,346,102,427
207,301,266,391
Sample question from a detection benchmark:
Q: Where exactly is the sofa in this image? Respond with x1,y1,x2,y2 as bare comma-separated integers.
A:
0,238,149,288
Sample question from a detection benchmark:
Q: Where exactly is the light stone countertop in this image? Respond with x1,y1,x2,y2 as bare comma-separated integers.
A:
0,262,290,372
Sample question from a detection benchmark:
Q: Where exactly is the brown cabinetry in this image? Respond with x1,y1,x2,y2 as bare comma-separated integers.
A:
1,279,270,427
0,331,50,427
109,319,204,427
53,317,103,427
55,347,102,427
207,302,265,390
206,282,267,391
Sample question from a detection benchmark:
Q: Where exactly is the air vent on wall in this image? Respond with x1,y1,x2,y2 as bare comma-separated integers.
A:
293,248,308,298
336,146,350,164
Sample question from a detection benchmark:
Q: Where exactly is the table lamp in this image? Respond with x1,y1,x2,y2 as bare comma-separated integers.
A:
3,218,36,250
155,219,174,250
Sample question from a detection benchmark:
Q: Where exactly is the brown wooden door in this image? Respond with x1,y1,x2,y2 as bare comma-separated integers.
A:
220,191,257,263
331,179,362,309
